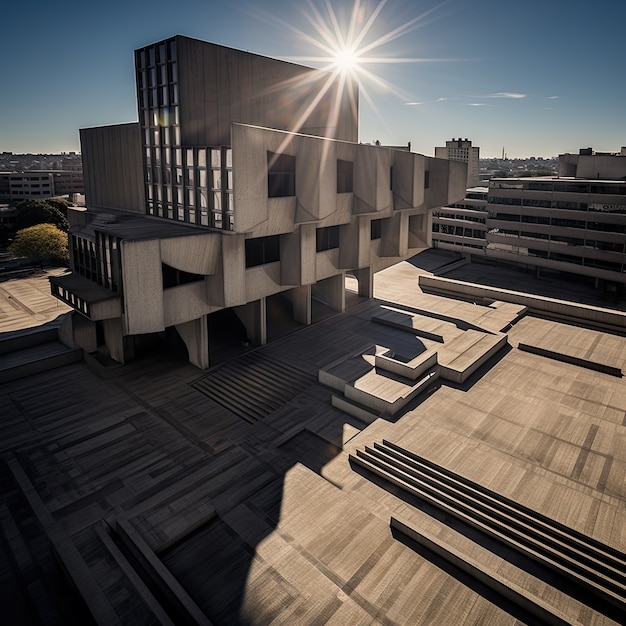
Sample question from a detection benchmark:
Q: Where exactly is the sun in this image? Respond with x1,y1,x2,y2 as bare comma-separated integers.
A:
334,47,359,75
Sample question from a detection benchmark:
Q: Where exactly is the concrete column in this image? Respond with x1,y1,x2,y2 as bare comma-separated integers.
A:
176,315,209,369
290,285,312,325
313,273,345,313
353,267,373,298
234,298,267,345
70,314,97,352
103,318,126,364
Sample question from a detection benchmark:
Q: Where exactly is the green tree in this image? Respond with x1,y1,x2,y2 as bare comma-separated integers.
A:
14,199,68,232
8,224,69,266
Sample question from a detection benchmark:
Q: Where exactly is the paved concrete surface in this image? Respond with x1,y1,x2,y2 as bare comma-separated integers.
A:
1,253,626,625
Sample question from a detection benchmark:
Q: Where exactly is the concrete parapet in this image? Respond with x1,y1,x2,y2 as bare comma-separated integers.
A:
419,275,626,332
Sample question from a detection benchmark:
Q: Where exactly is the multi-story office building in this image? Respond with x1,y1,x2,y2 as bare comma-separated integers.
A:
435,138,480,187
432,187,488,252
50,35,465,368
0,169,84,201
432,148,626,288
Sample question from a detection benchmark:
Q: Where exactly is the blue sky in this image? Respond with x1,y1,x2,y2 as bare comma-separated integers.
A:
1,0,624,158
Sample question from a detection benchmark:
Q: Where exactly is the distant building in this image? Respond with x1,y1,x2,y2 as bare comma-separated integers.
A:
435,138,480,188
0,168,84,202
50,35,465,367
432,148,626,288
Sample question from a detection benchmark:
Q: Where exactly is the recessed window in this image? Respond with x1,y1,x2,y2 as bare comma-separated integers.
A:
371,219,383,240
424,170,430,189
245,235,281,268
337,159,353,193
268,152,295,197
316,226,340,252
162,263,204,288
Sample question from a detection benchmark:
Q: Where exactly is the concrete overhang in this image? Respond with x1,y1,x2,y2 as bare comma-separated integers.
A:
50,273,121,321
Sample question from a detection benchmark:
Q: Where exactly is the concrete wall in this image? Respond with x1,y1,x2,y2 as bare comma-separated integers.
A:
80,123,145,213
177,36,358,146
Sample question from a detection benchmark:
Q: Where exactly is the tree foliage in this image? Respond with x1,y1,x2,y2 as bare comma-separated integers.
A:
14,199,69,232
8,224,69,265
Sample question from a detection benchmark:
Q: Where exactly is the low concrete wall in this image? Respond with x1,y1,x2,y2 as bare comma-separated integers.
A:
419,275,626,331
518,343,622,377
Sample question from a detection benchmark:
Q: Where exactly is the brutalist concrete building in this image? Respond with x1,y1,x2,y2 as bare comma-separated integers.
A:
51,35,465,367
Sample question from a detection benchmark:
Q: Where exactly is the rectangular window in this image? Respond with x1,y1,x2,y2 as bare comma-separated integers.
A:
316,226,340,252
268,152,295,197
337,159,354,193
424,170,430,189
371,219,383,240
245,235,281,267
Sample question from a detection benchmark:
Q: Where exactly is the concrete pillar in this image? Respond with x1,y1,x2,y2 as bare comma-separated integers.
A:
176,315,209,369
313,273,345,313
353,267,373,298
234,298,267,345
70,314,97,352
289,285,312,325
103,318,126,364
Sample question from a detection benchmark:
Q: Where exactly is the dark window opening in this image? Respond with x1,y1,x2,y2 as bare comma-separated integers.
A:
424,170,430,189
162,263,204,288
316,226,340,252
268,152,295,197
337,159,354,193
371,219,383,240
246,235,281,267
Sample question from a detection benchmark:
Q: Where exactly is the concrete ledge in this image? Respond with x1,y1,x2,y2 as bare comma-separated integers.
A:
331,394,380,424
0,325,60,354
6,454,121,626
391,516,585,626
518,343,623,378
419,275,626,332
345,369,439,417
1,347,83,382
112,515,212,626
375,348,438,381
439,333,508,384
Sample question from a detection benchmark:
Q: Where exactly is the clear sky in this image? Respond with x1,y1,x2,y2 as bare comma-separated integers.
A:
1,0,624,158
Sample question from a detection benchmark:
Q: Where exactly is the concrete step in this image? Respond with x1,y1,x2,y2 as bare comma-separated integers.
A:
350,440,626,615
0,341,83,382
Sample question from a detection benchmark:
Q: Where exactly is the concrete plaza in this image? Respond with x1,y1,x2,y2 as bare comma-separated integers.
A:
1,253,625,625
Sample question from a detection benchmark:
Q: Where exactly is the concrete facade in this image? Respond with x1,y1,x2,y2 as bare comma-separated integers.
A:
51,35,465,368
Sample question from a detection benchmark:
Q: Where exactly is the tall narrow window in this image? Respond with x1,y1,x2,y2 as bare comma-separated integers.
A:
370,219,383,240
337,160,354,193
268,152,295,197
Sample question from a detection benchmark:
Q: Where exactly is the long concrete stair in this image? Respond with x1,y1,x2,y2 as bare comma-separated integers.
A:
191,352,314,423
350,440,626,615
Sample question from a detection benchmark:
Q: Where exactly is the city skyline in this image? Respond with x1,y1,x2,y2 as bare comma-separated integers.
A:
2,0,625,158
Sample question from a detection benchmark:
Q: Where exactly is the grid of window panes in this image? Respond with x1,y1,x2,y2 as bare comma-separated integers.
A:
135,39,233,230
95,233,120,292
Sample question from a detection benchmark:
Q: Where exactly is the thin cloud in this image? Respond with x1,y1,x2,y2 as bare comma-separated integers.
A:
465,102,492,107
404,96,451,106
547,95,559,99
488,92,526,99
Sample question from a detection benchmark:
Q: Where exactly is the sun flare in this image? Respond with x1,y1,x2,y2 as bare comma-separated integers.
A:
334,47,359,75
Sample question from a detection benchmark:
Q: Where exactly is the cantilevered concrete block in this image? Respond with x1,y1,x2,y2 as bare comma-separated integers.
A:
354,144,392,214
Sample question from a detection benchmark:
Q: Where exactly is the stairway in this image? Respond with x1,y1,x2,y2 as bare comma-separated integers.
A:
0,319,82,382
350,440,626,615
191,352,315,423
